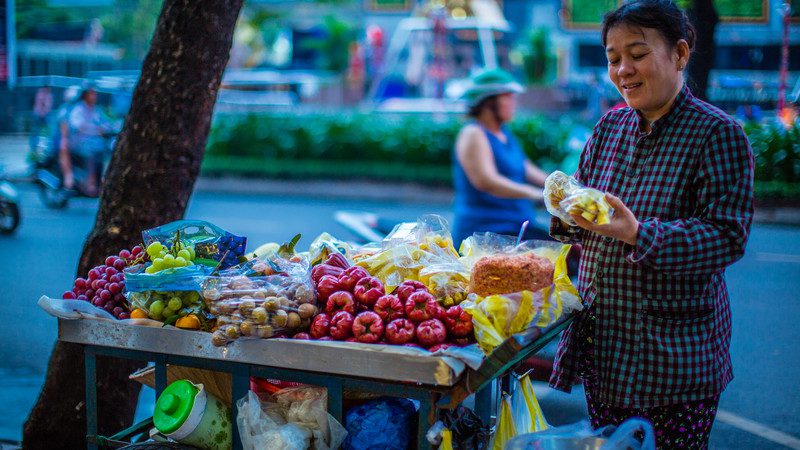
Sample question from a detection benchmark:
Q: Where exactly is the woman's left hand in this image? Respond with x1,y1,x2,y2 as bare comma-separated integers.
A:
569,194,639,245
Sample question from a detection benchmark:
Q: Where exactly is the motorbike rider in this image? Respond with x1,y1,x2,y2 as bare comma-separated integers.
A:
54,86,80,191
66,84,115,196
452,68,550,245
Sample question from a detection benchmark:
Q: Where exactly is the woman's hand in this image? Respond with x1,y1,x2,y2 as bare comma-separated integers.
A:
569,194,639,245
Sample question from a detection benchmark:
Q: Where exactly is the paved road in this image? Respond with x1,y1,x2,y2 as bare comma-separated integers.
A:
1,180,799,447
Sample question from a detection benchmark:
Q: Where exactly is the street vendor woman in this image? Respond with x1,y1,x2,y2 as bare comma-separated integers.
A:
549,1,754,448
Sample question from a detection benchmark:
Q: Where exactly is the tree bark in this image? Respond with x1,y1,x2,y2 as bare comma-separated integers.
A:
686,0,719,101
22,1,243,448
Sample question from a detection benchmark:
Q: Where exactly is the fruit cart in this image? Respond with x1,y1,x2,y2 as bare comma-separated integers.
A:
58,312,573,450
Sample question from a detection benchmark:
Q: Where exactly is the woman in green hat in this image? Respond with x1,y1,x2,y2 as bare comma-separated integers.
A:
452,68,549,245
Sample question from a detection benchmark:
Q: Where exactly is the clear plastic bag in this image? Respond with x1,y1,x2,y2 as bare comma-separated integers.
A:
504,418,655,450
123,263,211,323
236,388,347,450
143,220,247,270
544,171,615,226
308,232,354,266
237,390,312,450
355,215,469,303
202,268,319,346
273,387,348,450
124,264,210,292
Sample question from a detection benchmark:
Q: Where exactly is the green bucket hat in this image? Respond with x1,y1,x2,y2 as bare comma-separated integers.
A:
461,68,524,108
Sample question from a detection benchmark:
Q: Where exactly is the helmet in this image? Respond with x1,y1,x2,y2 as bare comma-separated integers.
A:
461,68,524,108
63,85,81,103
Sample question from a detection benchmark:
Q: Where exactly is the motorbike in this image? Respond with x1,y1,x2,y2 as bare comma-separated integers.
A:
0,164,21,234
32,133,116,209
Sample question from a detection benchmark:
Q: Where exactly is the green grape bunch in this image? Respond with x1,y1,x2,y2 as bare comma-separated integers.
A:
144,231,197,274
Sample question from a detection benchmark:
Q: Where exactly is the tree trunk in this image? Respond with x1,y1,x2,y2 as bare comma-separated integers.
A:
686,0,719,101
22,1,243,448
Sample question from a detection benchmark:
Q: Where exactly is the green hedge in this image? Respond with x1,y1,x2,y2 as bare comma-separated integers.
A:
204,111,574,184
204,112,800,200
745,120,800,202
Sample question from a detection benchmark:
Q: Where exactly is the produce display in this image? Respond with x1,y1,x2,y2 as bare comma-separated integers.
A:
55,215,582,358
305,257,475,348
203,256,318,346
64,245,145,319
544,170,614,225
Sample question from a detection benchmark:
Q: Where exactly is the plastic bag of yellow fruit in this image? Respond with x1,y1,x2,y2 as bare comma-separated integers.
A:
355,215,468,300
418,262,470,306
544,171,614,226
560,187,613,225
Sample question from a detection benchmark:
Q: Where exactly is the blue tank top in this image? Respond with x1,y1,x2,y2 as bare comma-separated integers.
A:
452,124,535,244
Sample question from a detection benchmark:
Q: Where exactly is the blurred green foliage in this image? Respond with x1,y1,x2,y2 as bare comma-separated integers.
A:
745,120,800,201
206,112,800,201
298,15,358,72
204,111,574,184
518,28,556,85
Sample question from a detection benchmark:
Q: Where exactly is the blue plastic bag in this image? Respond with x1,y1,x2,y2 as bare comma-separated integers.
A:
143,220,246,270
123,264,212,292
342,397,416,450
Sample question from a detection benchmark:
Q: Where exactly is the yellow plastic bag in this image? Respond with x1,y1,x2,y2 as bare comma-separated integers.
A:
532,244,580,328
461,291,536,354
491,394,516,450
438,428,453,450
461,245,582,354
511,373,550,434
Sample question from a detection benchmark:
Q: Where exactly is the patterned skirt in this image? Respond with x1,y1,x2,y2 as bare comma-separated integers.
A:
577,305,720,449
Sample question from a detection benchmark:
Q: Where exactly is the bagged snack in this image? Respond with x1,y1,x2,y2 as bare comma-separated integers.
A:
544,171,614,225
460,239,582,354
469,252,553,297
203,259,318,346
143,220,247,270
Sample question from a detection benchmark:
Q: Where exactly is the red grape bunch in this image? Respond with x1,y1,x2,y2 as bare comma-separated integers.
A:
62,245,145,319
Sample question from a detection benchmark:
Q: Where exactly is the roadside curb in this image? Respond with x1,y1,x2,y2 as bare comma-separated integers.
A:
753,207,800,227
194,176,455,205
195,178,800,227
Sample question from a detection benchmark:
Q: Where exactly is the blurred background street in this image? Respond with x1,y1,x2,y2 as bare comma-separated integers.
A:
1,0,799,448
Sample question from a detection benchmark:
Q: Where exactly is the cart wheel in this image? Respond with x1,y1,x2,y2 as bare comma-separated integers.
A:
119,442,201,450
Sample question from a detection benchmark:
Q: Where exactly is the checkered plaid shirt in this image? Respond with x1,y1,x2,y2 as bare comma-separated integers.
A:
549,86,754,408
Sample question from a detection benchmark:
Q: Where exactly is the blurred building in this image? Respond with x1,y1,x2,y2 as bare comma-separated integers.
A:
519,0,799,108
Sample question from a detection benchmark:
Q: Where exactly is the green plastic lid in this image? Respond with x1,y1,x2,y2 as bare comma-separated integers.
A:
153,380,199,434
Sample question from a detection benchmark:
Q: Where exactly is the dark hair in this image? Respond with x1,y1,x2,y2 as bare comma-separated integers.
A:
468,95,498,118
601,0,696,51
